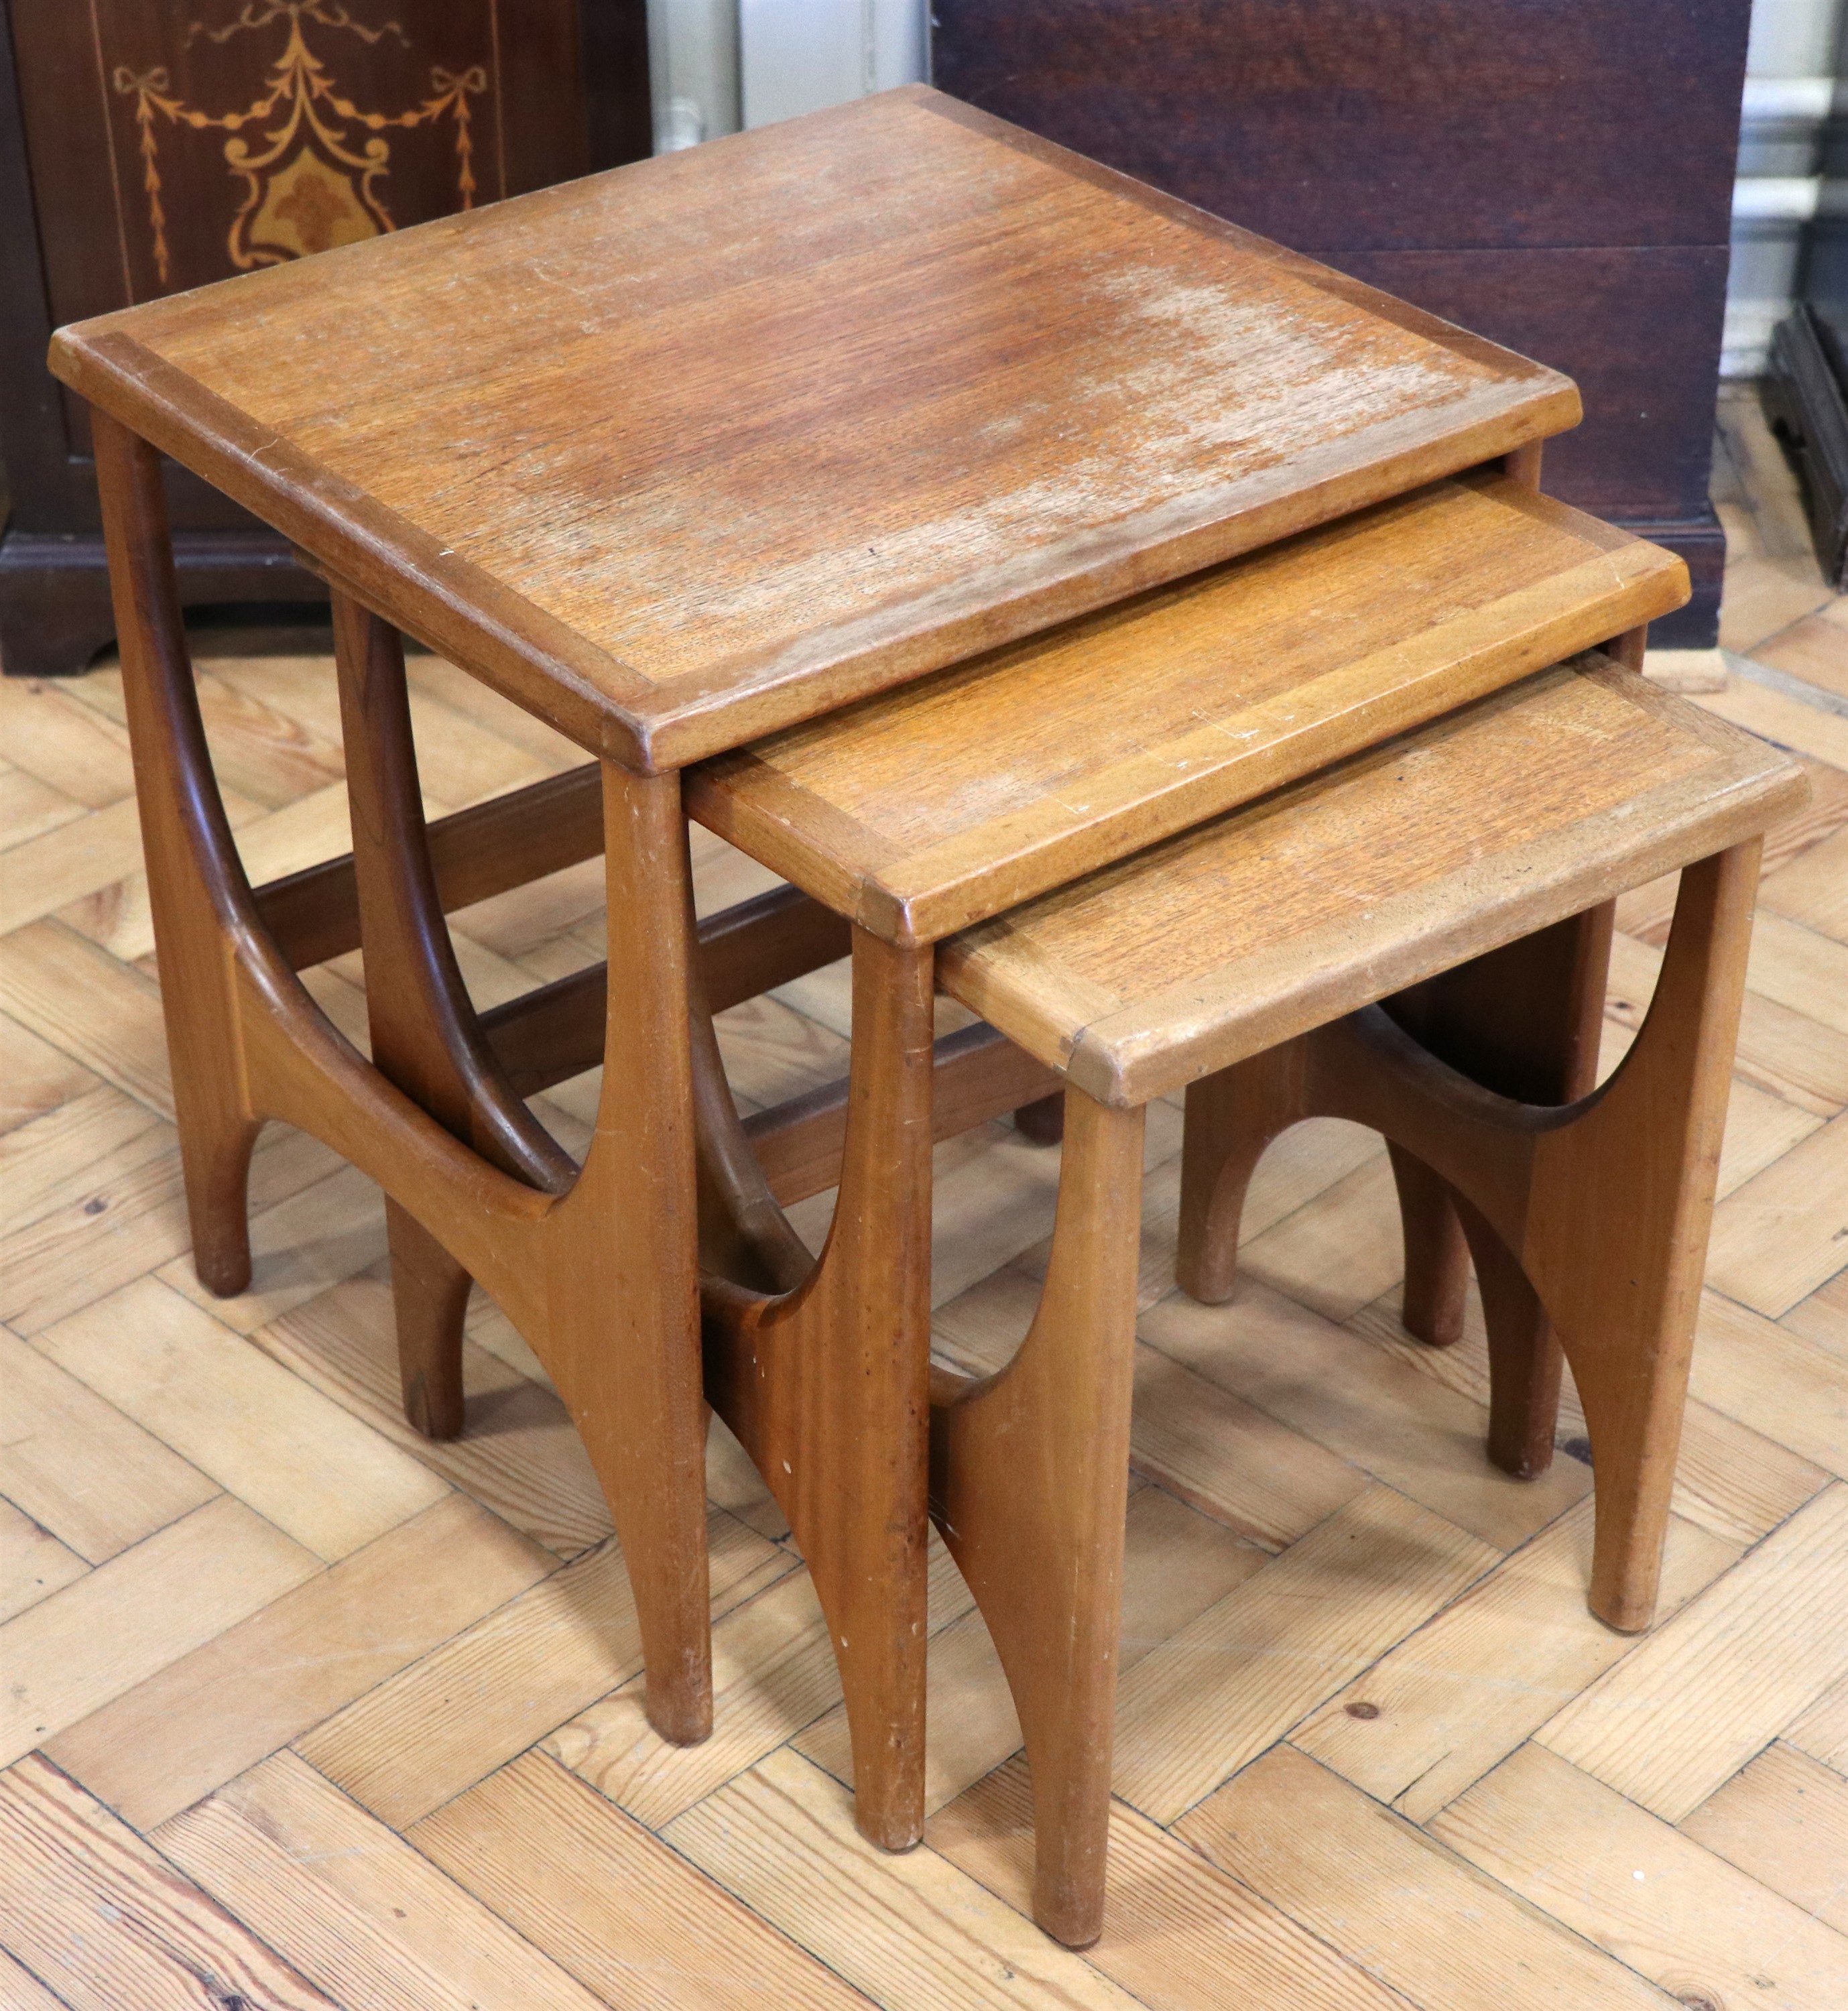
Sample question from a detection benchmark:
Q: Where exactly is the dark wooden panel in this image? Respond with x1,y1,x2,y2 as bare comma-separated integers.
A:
1340,247,1731,523
932,0,1749,255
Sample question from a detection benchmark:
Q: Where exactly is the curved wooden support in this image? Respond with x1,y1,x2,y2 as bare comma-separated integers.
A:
332,592,575,1439
538,764,713,1745
930,1093,1146,1948
701,930,936,1849
1178,851,1756,1634
1520,844,1758,1629
97,418,713,1750
93,411,263,1295
1382,902,1615,1354
1175,1040,1305,1304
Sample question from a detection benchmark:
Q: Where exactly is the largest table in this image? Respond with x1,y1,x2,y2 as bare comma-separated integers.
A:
50,86,1579,1811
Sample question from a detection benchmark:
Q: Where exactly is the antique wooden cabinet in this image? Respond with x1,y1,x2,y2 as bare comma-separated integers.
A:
0,0,650,675
934,0,1753,647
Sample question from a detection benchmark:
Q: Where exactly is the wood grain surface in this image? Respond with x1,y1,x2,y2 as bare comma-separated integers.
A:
938,658,1804,1105
690,472,1686,942
48,88,1578,768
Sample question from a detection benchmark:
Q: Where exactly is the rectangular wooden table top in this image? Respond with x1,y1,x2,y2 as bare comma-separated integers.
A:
51,87,1578,771
688,473,1686,943
936,659,1804,1107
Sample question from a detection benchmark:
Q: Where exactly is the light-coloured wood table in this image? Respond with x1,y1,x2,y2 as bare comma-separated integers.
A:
51,86,1583,1849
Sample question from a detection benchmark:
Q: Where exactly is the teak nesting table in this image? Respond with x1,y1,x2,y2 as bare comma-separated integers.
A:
50,84,1776,1950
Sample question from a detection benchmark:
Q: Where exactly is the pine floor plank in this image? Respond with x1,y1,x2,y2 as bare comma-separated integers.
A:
70,662,347,812
0,1014,97,1136
0,1493,319,1765
0,796,148,937
1176,1743,1674,2011
1689,1290,1848,1477
0,1087,170,1236
1697,678,1848,772
0,1500,88,1625
1679,1740,1848,1931
0,677,138,808
0,1326,218,1565
1746,910,1848,1038
1784,1269,1848,1359
932,1756,1412,2011
44,1493,552,1831
155,1164,389,1335
1110,1485,1499,1825
0,1123,338,1337
1607,928,1848,1117
796,1486,1267,1817
0,921,174,1117
1707,1114,1848,1317
1786,1670,1848,1775
1762,825,1848,941
1713,1072,1828,1197
662,1748,1140,2011
934,1268,1367,1552
295,1510,790,1829
155,1750,611,2011
0,1753,340,2011
0,1946,72,2010
256,1268,617,1559
38,1277,448,1564
1430,1742,1848,2011
1347,1273,1832,1548
1234,1152,1408,1322
549,1534,972,1831
0,769,84,851
415,1750,878,2010
1139,1279,1593,1550
1538,1483,1848,1821
1290,1499,1737,1822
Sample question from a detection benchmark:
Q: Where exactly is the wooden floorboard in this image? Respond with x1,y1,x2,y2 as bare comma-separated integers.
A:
0,426,1842,2004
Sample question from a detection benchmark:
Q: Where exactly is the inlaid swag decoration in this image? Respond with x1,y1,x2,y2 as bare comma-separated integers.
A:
112,0,490,286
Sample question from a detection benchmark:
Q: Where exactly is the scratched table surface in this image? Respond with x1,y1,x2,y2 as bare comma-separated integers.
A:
50,86,1577,768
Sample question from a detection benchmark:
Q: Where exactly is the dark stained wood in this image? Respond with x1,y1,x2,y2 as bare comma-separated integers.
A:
0,0,650,676
930,3,1749,647
49,88,1580,764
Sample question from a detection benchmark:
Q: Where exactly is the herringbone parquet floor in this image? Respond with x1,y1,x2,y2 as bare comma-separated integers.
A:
1,393,1844,2008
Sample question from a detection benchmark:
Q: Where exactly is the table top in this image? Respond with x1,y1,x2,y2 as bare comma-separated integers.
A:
53,87,1579,771
937,661,1804,1107
689,473,1686,944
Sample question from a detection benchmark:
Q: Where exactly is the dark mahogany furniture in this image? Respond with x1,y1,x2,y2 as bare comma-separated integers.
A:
0,0,649,676
932,0,1754,647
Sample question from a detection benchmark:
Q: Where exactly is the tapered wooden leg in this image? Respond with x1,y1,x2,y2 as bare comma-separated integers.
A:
331,593,575,1441
931,1092,1146,1947
1386,1143,1470,1346
1455,1197,1559,1478
93,412,261,1296
702,928,936,1845
540,764,713,1745
387,1201,471,1440
1524,845,1758,1629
